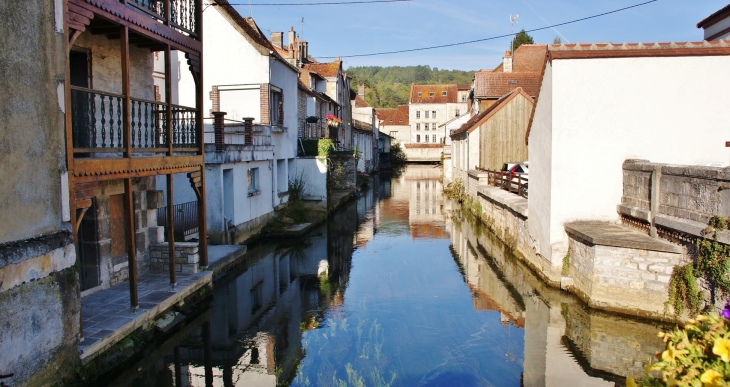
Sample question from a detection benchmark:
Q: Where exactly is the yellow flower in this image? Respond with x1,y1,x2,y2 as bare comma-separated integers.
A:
700,369,724,387
626,377,637,387
662,343,688,362
713,337,730,362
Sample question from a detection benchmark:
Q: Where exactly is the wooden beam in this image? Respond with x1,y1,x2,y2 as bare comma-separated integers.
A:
124,178,138,310
165,45,173,156
167,174,177,286
121,26,132,158
195,0,207,268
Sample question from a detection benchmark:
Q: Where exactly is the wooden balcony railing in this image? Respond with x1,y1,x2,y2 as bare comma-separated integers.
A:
477,167,528,198
128,0,198,37
70,86,198,154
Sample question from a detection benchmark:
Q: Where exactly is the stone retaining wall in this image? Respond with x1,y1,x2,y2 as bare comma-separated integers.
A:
149,242,200,274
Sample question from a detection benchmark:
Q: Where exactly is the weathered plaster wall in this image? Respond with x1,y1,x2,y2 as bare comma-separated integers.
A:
0,269,80,387
72,32,154,100
0,0,67,243
532,54,730,266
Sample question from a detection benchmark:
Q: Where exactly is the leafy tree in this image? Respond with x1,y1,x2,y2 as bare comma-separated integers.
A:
553,35,562,44
511,29,534,53
347,66,476,108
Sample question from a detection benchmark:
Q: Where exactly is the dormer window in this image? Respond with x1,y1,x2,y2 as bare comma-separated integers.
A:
389,118,393,122
418,92,422,97
441,91,447,96
429,92,434,97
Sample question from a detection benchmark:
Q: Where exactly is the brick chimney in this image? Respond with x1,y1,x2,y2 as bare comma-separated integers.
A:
503,50,513,73
288,27,296,50
243,117,253,145
358,84,365,99
212,111,226,152
271,32,283,49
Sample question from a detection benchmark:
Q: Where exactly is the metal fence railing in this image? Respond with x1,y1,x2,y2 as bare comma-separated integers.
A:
157,200,199,241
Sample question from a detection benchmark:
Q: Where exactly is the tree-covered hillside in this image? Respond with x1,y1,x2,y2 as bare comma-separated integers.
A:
346,66,475,108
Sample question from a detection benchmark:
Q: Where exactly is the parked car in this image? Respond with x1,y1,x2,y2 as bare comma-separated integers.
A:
497,161,528,198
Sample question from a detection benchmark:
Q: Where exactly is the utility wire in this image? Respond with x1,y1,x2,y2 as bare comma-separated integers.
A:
317,0,658,58
216,0,410,6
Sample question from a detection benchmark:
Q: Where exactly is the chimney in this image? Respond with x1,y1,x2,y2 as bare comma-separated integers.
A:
302,41,308,62
212,111,227,152
271,32,283,49
288,27,296,49
503,50,513,73
358,84,365,99
297,41,305,64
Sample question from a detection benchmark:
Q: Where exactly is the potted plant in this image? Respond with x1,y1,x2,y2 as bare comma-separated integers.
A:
325,114,342,127
306,116,319,124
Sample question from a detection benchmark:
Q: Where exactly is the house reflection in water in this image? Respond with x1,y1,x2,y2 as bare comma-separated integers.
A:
448,213,668,386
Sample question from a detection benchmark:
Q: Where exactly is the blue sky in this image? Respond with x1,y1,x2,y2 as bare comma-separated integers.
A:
227,0,728,71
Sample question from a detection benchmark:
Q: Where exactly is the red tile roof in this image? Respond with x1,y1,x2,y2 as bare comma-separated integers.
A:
303,61,341,78
452,88,533,137
698,4,730,28
409,84,459,104
457,84,471,90
547,40,730,59
353,96,371,108
376,105,409,126
512,44,548,72
474,71,541,99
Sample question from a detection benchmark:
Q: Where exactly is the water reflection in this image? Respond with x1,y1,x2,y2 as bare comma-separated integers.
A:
103,165,668,387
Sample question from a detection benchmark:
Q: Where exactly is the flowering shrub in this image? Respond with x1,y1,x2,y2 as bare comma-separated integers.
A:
630,307,730,386
325,114,342,126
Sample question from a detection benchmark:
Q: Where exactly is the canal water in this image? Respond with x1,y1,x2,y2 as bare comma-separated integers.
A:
102,165,668,387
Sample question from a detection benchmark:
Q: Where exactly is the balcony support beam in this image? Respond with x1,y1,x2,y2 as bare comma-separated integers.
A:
166,174,177,287
165,45,174,156
124,178,139,310
121,25,132,157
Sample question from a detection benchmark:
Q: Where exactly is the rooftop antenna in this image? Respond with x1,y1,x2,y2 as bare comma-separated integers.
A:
301,17,305,40
248,0,252,17
510,14,520,54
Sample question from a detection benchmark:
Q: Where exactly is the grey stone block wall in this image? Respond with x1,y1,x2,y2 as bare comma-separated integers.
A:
149,242,200,274
568,237,680,315
329,151,356,190
622,159,730,224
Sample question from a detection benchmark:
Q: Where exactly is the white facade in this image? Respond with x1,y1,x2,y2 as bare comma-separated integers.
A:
162,7,301,244
528,50,730,266
409,102,466,145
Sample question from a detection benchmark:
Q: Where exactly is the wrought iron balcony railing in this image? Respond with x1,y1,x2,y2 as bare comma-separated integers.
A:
70,86,198,153
128,0,198,37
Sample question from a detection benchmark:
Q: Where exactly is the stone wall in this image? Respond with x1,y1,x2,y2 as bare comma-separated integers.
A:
150,242,200,274
622,159,730,225
567,235,679,316
328,151,356,190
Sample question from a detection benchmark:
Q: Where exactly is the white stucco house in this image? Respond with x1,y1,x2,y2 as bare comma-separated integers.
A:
162,0,300,244
527,41,730,268
697,4,730,41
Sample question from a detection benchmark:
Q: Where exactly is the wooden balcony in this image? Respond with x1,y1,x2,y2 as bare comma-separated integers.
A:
67,0,202,54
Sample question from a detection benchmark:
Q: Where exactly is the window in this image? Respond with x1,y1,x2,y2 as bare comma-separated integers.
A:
416,135,420,142
425,111,429,119
416,123,420,131
424,123,429,131
418,92,422,97
461,95,467,102
416,111,421,118
390,131,397,137
425,135,429,142
442,91,447,96
433,135,437,143
270,89,283,125
248,168,260,195
456,109,460,116
389,118,393,122
432,111,436,118
429,92,434,97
